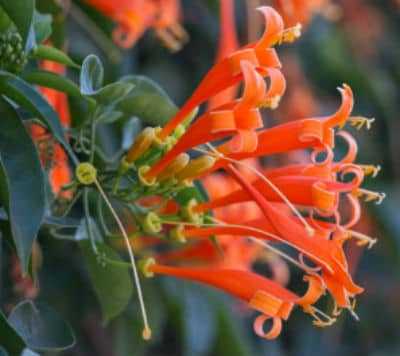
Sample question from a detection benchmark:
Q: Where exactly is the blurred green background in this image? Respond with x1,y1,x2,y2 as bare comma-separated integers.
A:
3,0,400,355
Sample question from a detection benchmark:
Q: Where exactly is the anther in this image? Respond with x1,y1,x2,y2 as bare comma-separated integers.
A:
354,189,385,204
359,164,381,178
280,23,302,44
348,230,377,249
348,116,375,130
259,95,281,109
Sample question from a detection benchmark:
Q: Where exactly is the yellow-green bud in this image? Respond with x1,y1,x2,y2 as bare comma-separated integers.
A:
169,224,186,243
126,127,155,163
182,199,203,225
143,212,162,234
138,165,158,186
76,162,97,185
139,257,156,278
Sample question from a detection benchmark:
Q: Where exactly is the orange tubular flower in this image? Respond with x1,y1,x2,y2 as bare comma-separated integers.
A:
147,263,324,339
83,0,187,50
208,0,240,110
210,84,353,171
121,5,380,341
147,60,275,179
158,6,286,141
31,60,72,199
224,164,364,309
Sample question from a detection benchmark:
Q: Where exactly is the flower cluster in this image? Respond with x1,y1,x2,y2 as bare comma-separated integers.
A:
99,7,382,340
83,0,187,50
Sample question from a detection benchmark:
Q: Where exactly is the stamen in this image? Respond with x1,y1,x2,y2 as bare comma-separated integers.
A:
348,116,375,130
332,301,342,317
304,306,337,327
280,23,302,44
354,188,385,204
358,164,381,178
162,218,332,274
348,230,377,249
94,179,151,341
197,144,315,236
259,95,281,109
347,302,360,322
155,24,189,53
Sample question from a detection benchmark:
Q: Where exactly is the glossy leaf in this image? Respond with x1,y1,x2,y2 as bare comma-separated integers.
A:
22,70,82,98
0,96,45,272
8,301,75,352
89,82,135,106
80,54,104,95
0,0,34,47
31,45,80,69
0,310,25,355
80,240,133,324
117,75,178,126
0,71,77,163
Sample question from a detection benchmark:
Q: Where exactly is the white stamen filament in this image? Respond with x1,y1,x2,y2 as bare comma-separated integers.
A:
94,179,151,340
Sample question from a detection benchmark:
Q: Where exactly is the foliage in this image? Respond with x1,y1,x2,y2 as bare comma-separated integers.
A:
0,1,399,356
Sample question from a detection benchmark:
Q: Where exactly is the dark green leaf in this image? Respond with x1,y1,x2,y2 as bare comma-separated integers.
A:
0,346,8,356
22,70,81,98
8,301,75,352
0,96,45,272
31,45,80,69
33,11,52,44
0,0,34,47
0,71,77,164
0,310,25,355
80,55,104,95
117,75,177,126
89,82,135,106
80,240,133,324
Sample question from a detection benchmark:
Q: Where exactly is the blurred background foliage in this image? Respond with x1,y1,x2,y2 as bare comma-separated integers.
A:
1,0,400,355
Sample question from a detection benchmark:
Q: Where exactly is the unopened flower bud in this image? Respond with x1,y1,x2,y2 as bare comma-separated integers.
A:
126,127,155,163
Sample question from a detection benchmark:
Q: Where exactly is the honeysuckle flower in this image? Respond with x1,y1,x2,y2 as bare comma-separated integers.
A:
84,0,187,50
146,60,274,179
209,84,353,171
144,262,326,339
31,60,72,199
223,164,364,309
208,0,240,110
158,6,288,141
108,4,380,341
